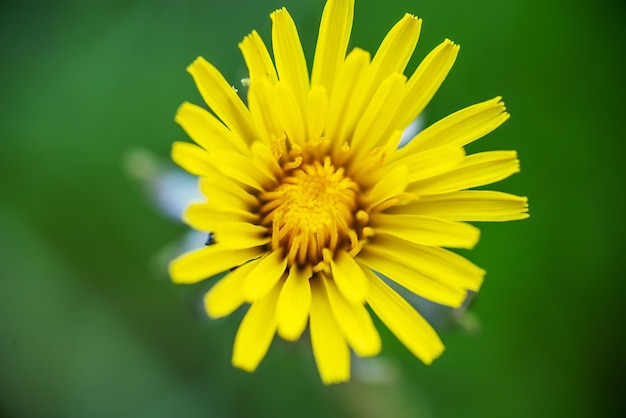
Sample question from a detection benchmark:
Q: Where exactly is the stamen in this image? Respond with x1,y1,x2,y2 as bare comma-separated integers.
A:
356,210,369,224
270,134,286,161
289,143,302,157
259,157,369,267
297,230,309,265
271,216,280,250
288,234,302,263
322,248,333,265
347,238,367,258
283,156,303,171
347,230,359,249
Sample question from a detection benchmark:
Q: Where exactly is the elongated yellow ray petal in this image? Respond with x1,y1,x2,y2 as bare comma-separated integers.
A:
311,0,354,95
242,250,288,301
205,260,260,318
400,97,510,155
367,14,421,97
175,102,249,155
275,80,307,146
271,8,310,112
171,141,216,178
351,73,406,154
323,275,381,357
366,234,485,291
307,86,329,142
187,57,259,144
232,279,282,371
325,48,371,146
170,246,263,284
239,30,278,83
410,150,520,195
247,78,285,145
371,213,480,249
364,164,408,211
365,269,444,364
388,146,465,183
397,190,530,221
276,266,312,341
210,149,277,191
330,250,369,303
198,176,259,209
392,39,460,131
184,203,258,228
309,278,350,384
357,252,466,308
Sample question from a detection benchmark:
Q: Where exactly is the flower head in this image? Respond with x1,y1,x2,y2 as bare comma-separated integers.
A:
169,0,528,384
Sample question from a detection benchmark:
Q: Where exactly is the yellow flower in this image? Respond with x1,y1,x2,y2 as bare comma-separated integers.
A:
169,0,528,384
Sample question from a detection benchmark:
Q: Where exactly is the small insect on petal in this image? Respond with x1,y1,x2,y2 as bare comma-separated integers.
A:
205,232,216,246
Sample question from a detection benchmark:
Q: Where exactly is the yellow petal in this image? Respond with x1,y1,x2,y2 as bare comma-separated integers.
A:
398,190,530,222
184,203,257,229
175,102,249,156
307,86,329,142
389,146,466,183
182,206,269,247
323,275,381,357
271,8,310,112
364,164,408,210
232,278,283,372
198,176,258,209
347,13,420,124
311,0,354,94
309,277,350,384
238,30,278,83
210,149,276,191
247,78,285,145
276,266,312,341
410,150,520,195
242,250,288,301
205,260,260,318
171,141,215,177
389,146,465,180
371,213,480,249
367,14,421,95
401,97,510,155
392,39,460,130
215,223,270,249
251,141,283,180
325,48,370,146
357,251,466,308
351,73,406,154
366,234,484,292
380,129,405,157
187,57,259,144
275,80,307,146
364,269,444,364
329,250,369,303
169,246,263,284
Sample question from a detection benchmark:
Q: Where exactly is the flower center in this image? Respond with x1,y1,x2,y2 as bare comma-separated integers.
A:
260,156,365,267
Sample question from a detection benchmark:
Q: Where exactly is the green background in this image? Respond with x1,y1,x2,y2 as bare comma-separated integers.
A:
1,0,624,416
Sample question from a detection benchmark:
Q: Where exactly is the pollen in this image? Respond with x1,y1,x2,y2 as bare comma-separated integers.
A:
259,156,364,267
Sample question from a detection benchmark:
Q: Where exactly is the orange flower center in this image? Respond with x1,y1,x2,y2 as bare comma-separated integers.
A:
260,156,369,267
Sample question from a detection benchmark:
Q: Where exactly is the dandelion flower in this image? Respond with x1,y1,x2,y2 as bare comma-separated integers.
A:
169,0,528,384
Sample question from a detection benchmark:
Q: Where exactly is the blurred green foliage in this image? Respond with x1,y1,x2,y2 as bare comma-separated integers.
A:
1,0,625,417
